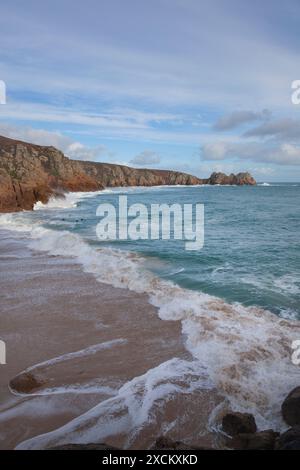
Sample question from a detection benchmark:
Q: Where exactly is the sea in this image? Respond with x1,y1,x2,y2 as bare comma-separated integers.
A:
0,182,299,448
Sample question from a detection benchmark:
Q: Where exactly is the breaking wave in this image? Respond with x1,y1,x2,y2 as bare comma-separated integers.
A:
1,211,299,448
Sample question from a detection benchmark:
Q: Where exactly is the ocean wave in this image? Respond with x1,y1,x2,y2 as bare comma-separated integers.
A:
241,273,300,295
2,214,300,444
34,191,104,210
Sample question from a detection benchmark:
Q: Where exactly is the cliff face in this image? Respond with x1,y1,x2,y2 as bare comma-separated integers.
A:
0,135,256,213
206,172,257,186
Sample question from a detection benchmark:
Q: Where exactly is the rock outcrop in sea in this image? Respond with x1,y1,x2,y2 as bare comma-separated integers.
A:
0,135,256,212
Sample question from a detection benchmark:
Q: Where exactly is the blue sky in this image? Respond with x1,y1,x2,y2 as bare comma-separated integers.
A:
1,0,300,181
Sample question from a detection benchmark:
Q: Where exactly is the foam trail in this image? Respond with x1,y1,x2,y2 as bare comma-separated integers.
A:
27,227,300,430
2,216,300,437
16,358,212,450
12,339,127,377
9,383,118,399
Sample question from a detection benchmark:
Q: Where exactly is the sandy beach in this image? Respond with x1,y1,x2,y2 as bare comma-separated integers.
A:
0,230,221,449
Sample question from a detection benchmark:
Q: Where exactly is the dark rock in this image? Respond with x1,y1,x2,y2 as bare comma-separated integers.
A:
276,426,300,450
206,172,256,186
222,412,257,436
228,430,279,450
152,436,211,450
281,387,300,426
10,372,45,393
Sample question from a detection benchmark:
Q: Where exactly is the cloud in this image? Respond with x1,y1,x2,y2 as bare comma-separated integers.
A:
251,166,275,176
201,140,300,166
1,1,300,112
0,123,111,161
130,150,161,166
65,142,111,161
243,118,300,140
0,102,207,145
0,122,72,149
214,109,271,131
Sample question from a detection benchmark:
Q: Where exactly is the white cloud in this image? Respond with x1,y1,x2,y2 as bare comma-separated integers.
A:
0,123,111,161
130,150,161,166
201,140,300,166
0,122,71,149
65,142,110,161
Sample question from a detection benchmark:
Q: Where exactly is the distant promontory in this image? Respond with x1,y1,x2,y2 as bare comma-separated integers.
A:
0,135,256,212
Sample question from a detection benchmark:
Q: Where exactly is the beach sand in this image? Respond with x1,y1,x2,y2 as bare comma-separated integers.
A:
0,231,221,449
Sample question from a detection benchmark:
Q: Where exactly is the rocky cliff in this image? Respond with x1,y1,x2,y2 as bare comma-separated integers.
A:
207,171,256,186
0,135,256,212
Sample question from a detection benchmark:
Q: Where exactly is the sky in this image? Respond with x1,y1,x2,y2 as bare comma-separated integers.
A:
1,0,300,181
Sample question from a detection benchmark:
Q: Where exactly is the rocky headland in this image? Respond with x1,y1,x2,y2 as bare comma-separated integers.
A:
0,135,256,212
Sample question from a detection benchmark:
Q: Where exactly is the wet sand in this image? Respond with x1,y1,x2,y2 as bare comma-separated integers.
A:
0,231,221,449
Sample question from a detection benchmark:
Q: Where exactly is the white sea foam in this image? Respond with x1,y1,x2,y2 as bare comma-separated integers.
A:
242,273,300,295
34,191,104,210
2,213,300,446
16,358,213,450
274,274,300,295
0,213,37,233
11,339,127,379
10,382,119,399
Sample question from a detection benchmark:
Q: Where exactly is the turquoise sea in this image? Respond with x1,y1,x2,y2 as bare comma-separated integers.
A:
12,182,299,320
1,182,300,442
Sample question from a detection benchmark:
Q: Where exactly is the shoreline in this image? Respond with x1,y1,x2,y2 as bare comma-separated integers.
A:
0,213,299,448
0,230,221,449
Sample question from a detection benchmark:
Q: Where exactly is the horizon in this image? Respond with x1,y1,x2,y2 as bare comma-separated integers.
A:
1,0,300,182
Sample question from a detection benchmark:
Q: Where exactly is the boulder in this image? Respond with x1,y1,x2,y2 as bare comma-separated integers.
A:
228,430,279,450
222,412,257,436
10,372,45,394
152,436,210,450
276,426,300,450
281,387,300,426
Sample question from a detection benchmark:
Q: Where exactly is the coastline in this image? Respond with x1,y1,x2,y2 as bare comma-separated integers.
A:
0,230,221,449
0,184,299,448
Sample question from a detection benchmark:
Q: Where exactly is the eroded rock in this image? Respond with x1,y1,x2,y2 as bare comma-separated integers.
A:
10,372,45,394
222,412,257,436
281,387,300,426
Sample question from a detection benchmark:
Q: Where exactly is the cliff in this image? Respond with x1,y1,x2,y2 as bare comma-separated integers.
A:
0,135,256,212
207,171,256,186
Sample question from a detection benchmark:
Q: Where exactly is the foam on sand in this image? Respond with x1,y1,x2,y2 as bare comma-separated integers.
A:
16,358,214,450
1,213,300,446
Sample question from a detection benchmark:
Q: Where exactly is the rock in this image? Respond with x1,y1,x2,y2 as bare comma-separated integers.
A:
48,443,118,450
10,372,45,393
281,387,300,426
222,412,257,436
228,430,279,450
207,172,256,186
152,436,210,450
276,426,300,450
0,135,256,213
